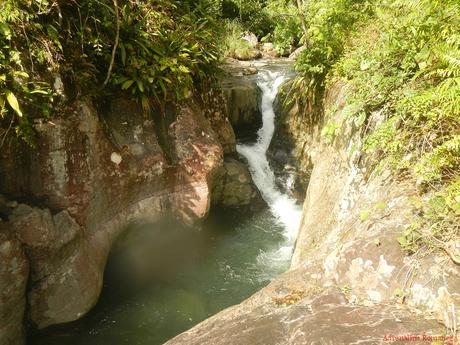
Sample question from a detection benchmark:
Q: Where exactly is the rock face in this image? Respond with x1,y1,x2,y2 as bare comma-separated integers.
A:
0,87,240,338
0,225,29,345
164,80,460,343
8,205,95,329
241,32,258,48
212,158,262,209
286,82,460,326
221,68,261,141
288,45,306,60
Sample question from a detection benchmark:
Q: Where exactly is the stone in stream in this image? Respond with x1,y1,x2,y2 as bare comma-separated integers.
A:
212,158,263,209
221,72,262,142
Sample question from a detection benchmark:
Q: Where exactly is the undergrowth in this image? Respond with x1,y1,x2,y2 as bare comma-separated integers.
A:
0,0,221,145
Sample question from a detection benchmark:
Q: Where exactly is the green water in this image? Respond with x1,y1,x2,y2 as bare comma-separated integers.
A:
32,207,290,345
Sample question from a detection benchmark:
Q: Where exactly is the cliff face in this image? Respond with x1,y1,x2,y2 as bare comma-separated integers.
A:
165,81,460,345
285,82,460,319
0,88,240,343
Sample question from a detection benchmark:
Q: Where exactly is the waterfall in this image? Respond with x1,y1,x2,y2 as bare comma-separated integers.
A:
237,68,302,263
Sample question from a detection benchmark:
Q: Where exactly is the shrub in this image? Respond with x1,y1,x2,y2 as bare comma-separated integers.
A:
0,0,222,144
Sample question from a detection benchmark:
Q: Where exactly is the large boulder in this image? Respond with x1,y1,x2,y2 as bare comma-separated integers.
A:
260,43,293,58
221,75,262,141
165,283,446,345
0,226,29,345
8,205,101,329
233,47,262,61
288,45,307,60
260,42,278,58
212,159,261,209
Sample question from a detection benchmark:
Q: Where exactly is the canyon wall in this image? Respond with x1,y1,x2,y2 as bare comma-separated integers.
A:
0,81,259,344
166,81,460,345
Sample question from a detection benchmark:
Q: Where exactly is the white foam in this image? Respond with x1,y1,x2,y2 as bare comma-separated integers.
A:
237,69,302,261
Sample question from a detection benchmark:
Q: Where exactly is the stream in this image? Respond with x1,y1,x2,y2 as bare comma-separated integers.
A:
32,62,302,345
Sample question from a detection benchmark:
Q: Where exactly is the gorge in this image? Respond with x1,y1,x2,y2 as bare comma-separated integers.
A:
28,61,303,345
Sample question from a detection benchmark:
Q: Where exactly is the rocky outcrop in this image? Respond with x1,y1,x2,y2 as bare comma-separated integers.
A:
8,204,95,329
166,273,446,345
0,87,238,338
288,45,306,60
221,71,261,141
0,225,29,345
212,158,262,209
287,82,460,326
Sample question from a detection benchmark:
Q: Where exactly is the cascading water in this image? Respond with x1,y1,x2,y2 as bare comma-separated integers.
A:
237,67,302,263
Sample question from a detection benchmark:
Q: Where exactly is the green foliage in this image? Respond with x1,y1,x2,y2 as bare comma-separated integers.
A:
265,1,302,52
0,0,221,144
277,0,459,255
221,20,259,60
221,0,274,37
293,0,374,92
0,3,55,145
334,0,460,254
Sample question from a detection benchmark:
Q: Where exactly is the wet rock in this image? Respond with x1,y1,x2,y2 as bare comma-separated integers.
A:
0,226,29,345
8,205,100,329
212,159,262,209
243,67,258,75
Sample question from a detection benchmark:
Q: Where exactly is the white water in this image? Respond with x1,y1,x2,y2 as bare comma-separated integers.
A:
237,67,302,264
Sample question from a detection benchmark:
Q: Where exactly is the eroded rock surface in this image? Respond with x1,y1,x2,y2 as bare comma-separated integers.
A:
0,88,239,335
0,225,29,345
165,79,460,344
166,279,445,345
212,158,262,209
221,74,261,140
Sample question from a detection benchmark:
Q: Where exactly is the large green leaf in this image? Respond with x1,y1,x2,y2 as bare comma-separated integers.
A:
6,91,22,117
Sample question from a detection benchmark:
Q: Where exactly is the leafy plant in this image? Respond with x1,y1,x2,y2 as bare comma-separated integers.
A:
0,0,222,144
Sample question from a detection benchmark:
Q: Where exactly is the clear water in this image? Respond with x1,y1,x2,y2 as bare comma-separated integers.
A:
31,62,302,345
31,209,289,345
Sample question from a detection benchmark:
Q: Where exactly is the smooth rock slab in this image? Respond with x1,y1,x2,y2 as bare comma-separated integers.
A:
165,292,446,345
